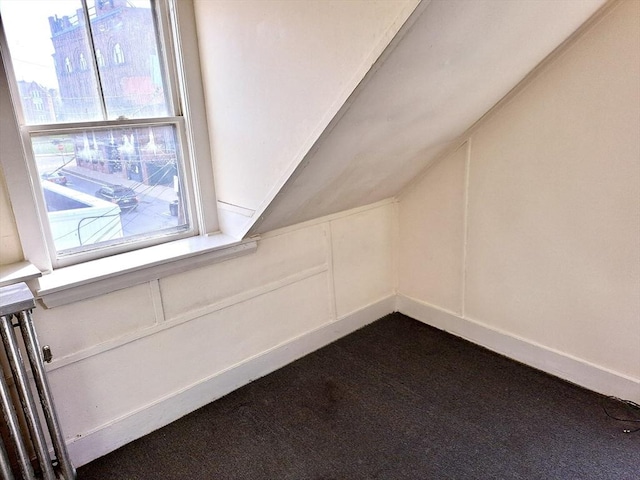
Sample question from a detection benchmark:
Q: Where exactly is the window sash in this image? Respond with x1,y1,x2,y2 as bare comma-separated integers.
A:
23,117,198,267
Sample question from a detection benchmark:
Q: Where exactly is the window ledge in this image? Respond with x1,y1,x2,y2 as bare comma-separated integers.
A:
36,234,259,308
0,262,42,288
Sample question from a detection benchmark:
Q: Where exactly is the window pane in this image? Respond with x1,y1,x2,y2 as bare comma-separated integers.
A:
1,0,102,123
33,124,189,254
94,0,170,119
0,0,170,123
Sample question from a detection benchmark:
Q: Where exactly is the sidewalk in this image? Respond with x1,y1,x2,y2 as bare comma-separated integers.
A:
62,164,178,203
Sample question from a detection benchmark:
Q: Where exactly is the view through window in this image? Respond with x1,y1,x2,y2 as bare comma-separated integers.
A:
0,0,191,261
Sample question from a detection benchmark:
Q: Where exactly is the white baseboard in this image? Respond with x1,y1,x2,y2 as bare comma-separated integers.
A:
68,295,396,467
397,294,640,403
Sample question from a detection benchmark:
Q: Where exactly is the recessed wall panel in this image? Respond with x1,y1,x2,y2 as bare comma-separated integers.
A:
398,144,467,314
331,204,394,317
160,224,328,320
33,283,157,358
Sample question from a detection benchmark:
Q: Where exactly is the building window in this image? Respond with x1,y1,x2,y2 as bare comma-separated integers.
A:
113,43,125,64
96,49,105,67
32,89,44,111
0,0,217,270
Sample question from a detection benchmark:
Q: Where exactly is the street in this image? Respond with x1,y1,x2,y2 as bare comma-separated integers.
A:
61,170,180,237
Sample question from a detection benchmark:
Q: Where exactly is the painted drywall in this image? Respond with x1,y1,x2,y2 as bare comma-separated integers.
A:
398,142,467,315
31,201,395,466
0,47,24,266
194,0,419,235
253,0,607,235
398,0,639,397
0,166,22,264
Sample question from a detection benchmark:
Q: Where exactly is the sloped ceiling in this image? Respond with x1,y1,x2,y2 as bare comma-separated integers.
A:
250,0,608,235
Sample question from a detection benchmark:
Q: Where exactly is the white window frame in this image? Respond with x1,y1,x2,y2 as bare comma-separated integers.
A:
0,0,243,305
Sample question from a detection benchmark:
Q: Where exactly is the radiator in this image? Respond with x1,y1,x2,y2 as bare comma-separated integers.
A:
0,282,75,480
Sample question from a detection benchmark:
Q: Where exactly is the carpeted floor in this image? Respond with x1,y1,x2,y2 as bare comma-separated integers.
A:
78,313,639,479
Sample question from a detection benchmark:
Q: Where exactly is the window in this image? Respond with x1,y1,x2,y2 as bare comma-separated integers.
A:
0,0,219,272
96,48,105,67
32,89,43,111
113,43,125,64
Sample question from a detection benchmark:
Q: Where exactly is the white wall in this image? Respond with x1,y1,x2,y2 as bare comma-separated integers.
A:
32,200,395,466
0,167,22,264
398,0,640,401
194,0,419,236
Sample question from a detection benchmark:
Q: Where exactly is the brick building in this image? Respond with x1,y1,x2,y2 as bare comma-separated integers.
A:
17,81,58,124
48,0,165,122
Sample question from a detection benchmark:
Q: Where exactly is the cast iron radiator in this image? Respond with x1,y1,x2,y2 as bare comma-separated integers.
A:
0,282,75,480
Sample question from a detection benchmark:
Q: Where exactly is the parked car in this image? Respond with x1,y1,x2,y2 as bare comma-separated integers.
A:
41,171,68,185
95,185,138,212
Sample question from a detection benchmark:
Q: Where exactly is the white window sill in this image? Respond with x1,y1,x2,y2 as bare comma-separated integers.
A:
33,233,259,308
0,262,42,288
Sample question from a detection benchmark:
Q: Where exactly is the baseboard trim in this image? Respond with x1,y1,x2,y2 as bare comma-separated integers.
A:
68,295,396,467
397,294,640,403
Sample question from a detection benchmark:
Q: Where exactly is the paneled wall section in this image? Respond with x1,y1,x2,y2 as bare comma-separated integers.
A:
31,201,395,466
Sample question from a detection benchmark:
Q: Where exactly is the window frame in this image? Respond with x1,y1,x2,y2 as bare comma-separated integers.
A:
0,0,221,274
21,117,199,267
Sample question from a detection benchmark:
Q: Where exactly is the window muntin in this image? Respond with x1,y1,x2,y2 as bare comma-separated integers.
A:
0,0,195,266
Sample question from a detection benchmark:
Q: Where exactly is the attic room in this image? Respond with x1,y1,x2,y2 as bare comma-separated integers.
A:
0,0,638,478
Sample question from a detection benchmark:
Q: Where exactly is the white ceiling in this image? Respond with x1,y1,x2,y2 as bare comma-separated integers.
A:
250,0,607,234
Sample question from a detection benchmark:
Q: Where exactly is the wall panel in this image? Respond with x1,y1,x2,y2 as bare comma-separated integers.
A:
331,203,394,318
160,224,328,321
34,283,158,359
0,166,22,265
398,143,467,315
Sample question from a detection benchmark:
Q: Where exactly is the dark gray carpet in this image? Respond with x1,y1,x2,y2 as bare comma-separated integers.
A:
78,313,640,479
